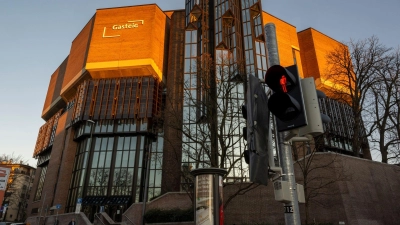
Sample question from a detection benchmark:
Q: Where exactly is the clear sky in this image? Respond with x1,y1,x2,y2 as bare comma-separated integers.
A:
0,0,398,166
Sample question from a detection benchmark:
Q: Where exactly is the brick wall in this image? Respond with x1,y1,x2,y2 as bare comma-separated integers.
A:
122,192,192,225
127,154,400,225
224,153,400,225
162,10,186,194
51,113,77,214
27,154,400,225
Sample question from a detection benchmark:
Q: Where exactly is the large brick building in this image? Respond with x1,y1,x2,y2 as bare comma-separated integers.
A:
26,1,373,224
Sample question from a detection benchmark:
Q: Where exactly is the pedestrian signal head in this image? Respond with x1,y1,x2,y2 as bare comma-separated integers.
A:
264,65,307,131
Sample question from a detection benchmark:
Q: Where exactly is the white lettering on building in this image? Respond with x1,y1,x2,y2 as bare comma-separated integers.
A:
103,20,144,38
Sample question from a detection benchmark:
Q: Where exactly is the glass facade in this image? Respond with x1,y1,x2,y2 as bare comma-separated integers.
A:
66,122,162,218
33,165,47,201
181,0,268,184
62,76,163,220
319,97,369,156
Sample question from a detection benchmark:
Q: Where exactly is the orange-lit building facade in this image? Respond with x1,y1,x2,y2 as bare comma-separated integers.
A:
27,1,370,223
297,28,370,158
30,5,168,221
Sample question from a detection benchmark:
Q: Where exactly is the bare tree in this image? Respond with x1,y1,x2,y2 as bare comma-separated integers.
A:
367,47,400,163
163,51,257,208
0,154,28,165
325,36,392,158
87,169,110,196
388,50,400,163
293,138,352,225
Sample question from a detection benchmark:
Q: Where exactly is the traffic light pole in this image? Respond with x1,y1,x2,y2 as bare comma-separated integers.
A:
277,132,301,225
265,23,301,225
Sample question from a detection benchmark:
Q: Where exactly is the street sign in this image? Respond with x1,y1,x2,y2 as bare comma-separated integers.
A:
284,206,293,213
75,204,81,214
56,204,61,209
75,198,82,214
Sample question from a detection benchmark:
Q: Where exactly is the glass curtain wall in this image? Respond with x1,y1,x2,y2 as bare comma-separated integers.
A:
66,120,162,212
33,165,48,201
182,0,268,184
319,97,369,156
182,0,211,175
66,76,163,216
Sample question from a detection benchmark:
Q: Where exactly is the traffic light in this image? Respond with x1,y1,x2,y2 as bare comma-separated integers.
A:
297,78,331,137
242,74,269,186
265,65,307,132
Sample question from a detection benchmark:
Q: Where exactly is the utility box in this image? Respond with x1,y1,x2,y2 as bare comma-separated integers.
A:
274,181,306,203
273,180,291,203
297,183,305,203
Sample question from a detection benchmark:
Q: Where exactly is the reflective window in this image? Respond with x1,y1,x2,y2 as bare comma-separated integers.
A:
67,118,162,211
33,165,48,201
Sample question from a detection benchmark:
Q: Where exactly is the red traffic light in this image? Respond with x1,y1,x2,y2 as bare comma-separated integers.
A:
265,65,307,131
265,65,296,93
280,75,288,93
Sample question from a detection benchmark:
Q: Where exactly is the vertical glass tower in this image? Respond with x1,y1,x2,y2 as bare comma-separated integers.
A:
181,0,268,184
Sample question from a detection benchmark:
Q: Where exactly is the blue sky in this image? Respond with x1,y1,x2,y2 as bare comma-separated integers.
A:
0,0,398,166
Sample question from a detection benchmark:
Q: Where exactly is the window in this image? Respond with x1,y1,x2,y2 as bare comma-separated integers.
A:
34,165,48,201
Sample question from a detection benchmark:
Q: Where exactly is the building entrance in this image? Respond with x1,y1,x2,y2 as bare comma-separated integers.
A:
81,196,131,222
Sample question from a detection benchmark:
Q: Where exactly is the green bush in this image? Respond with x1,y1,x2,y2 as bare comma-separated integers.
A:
144,208,194,223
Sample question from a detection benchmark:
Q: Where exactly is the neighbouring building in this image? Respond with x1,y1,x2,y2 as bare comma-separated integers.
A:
0,161,35,222
26,1,373,224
